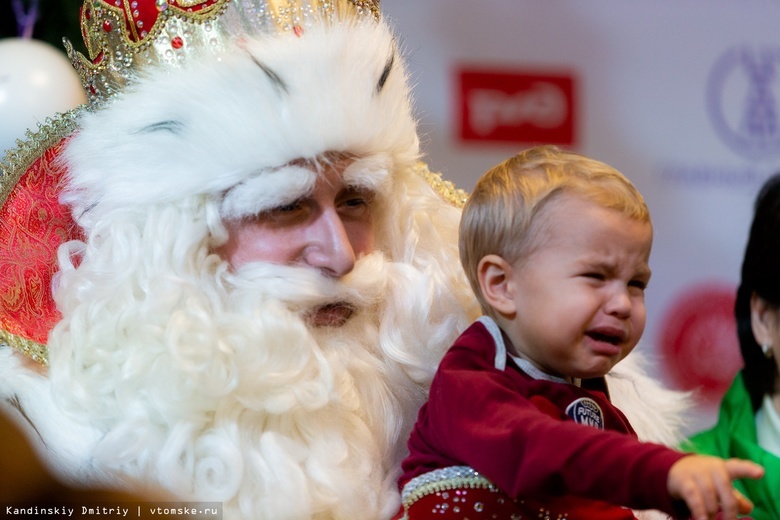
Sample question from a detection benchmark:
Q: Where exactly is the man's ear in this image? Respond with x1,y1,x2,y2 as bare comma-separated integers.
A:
750,292,777,346
477,254,516,317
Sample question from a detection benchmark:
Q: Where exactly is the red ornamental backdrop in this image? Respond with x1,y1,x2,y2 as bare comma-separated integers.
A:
382,0,780,432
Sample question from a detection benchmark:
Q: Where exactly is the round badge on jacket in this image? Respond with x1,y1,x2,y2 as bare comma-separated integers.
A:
565,398,605,430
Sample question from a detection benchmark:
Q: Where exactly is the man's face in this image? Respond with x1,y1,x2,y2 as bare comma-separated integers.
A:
216,155,379,326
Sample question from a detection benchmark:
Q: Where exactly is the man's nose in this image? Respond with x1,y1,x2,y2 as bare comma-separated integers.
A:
303,210,356,277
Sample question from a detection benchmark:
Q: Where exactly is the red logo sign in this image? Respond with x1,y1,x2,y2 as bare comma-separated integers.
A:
658,283,742,405
457,68,576,145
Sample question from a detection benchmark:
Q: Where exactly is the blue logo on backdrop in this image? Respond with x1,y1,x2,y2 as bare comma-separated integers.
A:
565,398,604,430
707,45,780,161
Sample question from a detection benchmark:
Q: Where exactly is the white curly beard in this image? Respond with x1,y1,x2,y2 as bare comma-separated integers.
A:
29,192,473,520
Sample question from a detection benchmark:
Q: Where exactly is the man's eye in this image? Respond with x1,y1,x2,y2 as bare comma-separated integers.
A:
629,279,648,291
338,189,374,216
275,201,303,213
260,200,308,223
343,197,368,208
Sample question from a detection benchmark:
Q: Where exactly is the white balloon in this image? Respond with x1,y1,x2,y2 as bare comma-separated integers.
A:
0,38,87,157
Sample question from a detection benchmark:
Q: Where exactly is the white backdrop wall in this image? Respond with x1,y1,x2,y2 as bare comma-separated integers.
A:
383,0,780,432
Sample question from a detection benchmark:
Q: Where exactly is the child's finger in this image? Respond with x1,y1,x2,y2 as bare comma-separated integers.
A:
724,458,764,481
683,477,717,520
733,488,754,515
713,471,738,520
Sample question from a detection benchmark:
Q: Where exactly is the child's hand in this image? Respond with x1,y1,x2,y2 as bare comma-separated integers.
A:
667,455,764,520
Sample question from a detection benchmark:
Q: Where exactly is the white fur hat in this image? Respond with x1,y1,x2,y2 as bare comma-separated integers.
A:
60,0,419,221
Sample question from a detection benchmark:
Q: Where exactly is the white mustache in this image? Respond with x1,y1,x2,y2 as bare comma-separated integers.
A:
224,252,390,317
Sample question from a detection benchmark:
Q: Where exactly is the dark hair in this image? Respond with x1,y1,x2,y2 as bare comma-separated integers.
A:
736,173,780,412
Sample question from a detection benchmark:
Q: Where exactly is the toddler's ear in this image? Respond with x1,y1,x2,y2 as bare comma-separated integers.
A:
477,254,517,317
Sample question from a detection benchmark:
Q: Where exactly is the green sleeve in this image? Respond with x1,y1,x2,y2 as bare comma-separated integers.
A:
683,374,780,520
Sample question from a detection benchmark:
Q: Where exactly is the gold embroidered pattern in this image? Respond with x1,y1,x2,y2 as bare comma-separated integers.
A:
0,330,48,366
1,110,83,211
413,162,469,208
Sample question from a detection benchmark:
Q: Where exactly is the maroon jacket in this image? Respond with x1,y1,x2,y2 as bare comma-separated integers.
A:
400,317,688,518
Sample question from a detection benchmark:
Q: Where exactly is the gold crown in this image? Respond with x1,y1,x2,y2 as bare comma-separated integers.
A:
65,0,381,108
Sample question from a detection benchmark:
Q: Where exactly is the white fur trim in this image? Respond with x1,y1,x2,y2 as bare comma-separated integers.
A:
607,347,692,448
61,21,418,229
